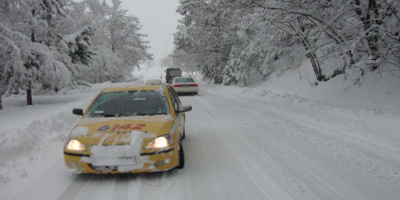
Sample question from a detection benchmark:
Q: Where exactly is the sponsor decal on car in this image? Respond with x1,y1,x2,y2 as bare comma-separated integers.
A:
97,123,147,134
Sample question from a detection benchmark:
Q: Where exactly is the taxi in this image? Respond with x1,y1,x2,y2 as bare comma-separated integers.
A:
63,84,191,174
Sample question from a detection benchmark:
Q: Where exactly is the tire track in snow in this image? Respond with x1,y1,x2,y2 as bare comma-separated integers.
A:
111,175,129,200
226,91,400,199
60,173,177,200
58,175,91,200
13,159,76,200
186,89,374,200
183,123,242,200
134,174,165,199
184,94,290,199
60,175,116,199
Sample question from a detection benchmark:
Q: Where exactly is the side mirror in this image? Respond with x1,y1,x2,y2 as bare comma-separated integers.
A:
72,108,84,116
176,105,192,113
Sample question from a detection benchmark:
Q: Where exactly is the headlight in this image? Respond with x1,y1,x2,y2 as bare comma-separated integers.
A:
145,135,173,149
65,139,86,151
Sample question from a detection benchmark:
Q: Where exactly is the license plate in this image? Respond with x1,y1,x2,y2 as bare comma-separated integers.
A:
91,156,136,166
90,145,139,166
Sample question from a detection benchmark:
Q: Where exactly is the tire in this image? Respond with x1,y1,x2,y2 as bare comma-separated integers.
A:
182,125,186,139
176,143,184,169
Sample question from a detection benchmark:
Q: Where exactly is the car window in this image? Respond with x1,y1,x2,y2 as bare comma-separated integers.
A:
175,78,194,83
86,90,169,117
168,88,181,111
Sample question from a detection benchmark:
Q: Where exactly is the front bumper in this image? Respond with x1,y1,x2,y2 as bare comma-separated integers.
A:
63,146,179,174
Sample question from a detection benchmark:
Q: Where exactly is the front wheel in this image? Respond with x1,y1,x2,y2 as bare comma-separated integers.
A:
182,125,186,139
176,143,184,169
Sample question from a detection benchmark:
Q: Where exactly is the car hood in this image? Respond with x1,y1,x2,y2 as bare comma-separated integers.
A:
68,115,175,146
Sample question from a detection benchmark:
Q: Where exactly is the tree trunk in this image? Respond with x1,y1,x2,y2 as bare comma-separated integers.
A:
26,8,35,106
297,17,326,82
27,82,33,105
302,39,325,81
0,96,2,110
354,0,381,70
308,52,325,81
365,0,380,70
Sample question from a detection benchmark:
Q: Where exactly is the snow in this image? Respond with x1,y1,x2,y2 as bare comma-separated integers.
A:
1,63,400,200
87,131,146,172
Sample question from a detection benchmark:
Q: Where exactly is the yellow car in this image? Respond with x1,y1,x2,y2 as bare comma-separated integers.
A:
63,84,191,174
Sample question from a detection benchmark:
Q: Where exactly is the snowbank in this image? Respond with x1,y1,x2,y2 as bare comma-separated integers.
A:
202,60,400,116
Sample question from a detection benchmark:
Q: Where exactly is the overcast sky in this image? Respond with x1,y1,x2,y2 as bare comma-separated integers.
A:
119,0,181,63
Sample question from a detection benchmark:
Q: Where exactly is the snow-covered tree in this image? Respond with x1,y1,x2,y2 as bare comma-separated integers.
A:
69,0,152,82
174,0,236,83
0,0,152,108
173,0,400,85
106,0,152,72
0,0,74,106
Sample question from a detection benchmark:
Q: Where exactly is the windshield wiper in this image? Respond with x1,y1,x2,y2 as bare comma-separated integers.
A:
90,112,166,117
89,113,117,117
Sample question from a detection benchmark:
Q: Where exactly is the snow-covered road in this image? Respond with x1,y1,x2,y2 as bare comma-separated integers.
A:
2,84,400,200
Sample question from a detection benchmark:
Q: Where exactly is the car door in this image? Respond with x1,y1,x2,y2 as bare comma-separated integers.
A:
168,87,185,140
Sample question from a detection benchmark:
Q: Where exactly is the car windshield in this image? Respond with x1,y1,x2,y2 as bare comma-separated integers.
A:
175,77,194,83
86,90,169,117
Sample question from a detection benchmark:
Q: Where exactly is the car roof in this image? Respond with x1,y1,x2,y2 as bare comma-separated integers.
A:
101,84,165,93
175,76,193,79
